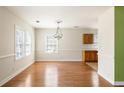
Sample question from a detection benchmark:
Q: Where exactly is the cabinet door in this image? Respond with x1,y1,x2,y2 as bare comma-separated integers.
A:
84,51,98,62
83,34,93,44
90,52,96,61
85,51,91,61
93,51,98,62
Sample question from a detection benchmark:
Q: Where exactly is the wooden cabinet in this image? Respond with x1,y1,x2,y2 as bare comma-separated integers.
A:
83,34,93,44
83,50,98,62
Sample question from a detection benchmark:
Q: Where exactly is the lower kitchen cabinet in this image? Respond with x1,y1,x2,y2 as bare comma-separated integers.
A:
83,50,98,62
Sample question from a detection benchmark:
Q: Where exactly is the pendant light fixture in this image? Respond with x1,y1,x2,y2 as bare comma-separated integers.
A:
53,20,63,40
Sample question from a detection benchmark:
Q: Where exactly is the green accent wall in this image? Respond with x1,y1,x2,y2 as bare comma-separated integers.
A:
115,6,124,81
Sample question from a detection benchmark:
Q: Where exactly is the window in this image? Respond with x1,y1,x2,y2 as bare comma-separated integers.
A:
25,32,31,56
45,34,58,53
15,28,25,59
15,26,32,60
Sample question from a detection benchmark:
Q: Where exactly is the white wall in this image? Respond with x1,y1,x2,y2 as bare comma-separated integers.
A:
98,7,115,84
35,28,97,61
0,7,35,86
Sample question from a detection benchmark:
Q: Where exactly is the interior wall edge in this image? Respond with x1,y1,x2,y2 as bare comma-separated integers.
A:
98,7,115,85
98,71,115,85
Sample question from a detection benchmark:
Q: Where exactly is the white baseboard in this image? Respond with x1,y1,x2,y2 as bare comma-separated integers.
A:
114,82,124,86
98,71,114,85
35,60,82,62
0,62,34,86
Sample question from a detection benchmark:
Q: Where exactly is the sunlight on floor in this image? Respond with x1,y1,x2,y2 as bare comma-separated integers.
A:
25,74,32,86
44,65,58,87
91,72,99,86
87,63,98,71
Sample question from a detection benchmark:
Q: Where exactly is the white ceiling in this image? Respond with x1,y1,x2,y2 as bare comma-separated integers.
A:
7,6,111,29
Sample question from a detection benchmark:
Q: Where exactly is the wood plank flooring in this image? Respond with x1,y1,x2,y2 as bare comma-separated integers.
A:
2,62,113,87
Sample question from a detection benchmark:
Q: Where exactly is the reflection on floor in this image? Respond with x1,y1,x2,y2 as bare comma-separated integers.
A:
2,62,112,87
86,63,98,71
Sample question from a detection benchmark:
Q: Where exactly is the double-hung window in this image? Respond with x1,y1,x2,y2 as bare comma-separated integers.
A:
15,26,32,60
15,28,25,59
45,34,58,53
25,32,31,56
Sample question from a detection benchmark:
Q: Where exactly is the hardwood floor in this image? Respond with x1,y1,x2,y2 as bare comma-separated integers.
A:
2,62,113,87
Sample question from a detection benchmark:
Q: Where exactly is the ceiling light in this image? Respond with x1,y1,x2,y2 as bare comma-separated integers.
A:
36,20,40,23
53,20,63,40
74,26,79,28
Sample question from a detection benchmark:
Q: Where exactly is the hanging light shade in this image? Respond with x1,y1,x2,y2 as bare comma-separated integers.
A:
53,20,63,40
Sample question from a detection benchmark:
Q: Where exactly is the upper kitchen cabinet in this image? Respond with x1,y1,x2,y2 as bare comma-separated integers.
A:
83,34,94,44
